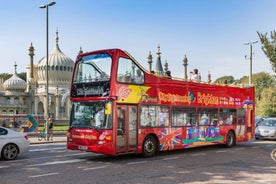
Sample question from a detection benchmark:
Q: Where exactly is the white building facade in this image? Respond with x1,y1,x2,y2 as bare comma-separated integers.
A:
0,32,76,122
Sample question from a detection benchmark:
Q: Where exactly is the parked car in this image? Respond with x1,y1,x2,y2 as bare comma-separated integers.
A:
255,116,269,127
255,117,276,140
0,126,30,160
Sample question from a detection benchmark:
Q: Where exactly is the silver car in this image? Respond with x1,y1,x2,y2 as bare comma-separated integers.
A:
0,126,30,160
255,118,276,140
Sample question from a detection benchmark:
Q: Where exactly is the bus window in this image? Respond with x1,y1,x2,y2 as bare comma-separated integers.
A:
70,101,112,129
237,108,246,125
172,107,196,126
140,105,169,127
219,108,237,125
117,57,144,84
117,108,125,135
73,53,111,83
198,108,218,126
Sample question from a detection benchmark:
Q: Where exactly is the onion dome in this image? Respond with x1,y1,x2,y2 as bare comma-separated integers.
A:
3,63,27,91
37,31,74,88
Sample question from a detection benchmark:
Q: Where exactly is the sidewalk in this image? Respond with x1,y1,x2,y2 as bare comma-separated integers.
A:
28,131,67,144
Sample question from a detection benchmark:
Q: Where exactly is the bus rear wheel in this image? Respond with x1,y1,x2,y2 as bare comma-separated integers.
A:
142,135,158,157
225,131,236,148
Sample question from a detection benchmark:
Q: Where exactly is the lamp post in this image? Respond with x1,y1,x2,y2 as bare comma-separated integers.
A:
244,41,258,85
40,1,56,141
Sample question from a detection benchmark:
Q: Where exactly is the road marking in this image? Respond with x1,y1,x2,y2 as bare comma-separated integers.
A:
251,146,259,149
127,160,147,165
25,159,83,167
29,173,59,178
215,150,227,153
30,147,66,152
83,165,108,171
191,153,205,156
163,157,179,160
0,166,9,169
271,148,276,162
234,148,244,151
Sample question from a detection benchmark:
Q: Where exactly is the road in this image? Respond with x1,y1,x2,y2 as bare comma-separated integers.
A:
0,140,275,184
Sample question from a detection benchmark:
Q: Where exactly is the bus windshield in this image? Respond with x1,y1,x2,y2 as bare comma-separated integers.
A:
73,53,111,83
70,101,112,129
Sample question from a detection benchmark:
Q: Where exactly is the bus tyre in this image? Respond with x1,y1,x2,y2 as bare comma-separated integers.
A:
142,135,158,157
225,131,236,148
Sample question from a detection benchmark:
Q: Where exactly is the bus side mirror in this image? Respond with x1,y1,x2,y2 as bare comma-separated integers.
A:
105,103,111,115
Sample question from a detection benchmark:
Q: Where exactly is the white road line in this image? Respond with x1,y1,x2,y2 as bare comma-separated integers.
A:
234,148,245,151
25,159,83,167
127,160,147,165
251,146,259,149
83,165,108,171
162,157,179,160
29,172,59,178
30,147,66,152
191,153,205,156
0,166,9,169
215,150,227,153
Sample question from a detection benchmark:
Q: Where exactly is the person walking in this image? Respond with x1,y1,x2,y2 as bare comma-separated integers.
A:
48,116,54,141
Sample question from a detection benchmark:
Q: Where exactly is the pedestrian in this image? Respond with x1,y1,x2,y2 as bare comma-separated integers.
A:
48,116,54,141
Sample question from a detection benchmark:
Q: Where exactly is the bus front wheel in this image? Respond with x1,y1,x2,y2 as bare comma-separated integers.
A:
225,131,236,148
142,135,158,157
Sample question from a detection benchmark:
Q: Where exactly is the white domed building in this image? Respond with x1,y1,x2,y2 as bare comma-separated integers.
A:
0,31,77,122
0,63,28,115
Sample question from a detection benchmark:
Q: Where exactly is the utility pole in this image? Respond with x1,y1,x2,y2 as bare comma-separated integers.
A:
244,41,258,85
40,1,56,141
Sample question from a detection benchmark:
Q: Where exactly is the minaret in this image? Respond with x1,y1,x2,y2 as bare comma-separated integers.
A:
14,62,18,74
164,60,168,73
78,47,83,55
27,43,36,94
147,51,153,72
29,43,35,79
183,55,188,80
155,45,164,77
208,71,212,84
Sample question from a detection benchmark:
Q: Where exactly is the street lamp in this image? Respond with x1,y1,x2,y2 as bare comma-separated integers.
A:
244,41,258,85
40,1,56,141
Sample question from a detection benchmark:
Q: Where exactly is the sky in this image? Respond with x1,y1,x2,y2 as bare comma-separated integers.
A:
0,0,276,81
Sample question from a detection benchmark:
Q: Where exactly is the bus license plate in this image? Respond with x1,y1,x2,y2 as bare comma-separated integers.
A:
78,145,87,150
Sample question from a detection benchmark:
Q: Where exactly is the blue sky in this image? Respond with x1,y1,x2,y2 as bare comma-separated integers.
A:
0,0,276,81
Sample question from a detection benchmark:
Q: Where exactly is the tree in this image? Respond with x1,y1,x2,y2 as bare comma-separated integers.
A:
0,73,12,81
257,30,276,74
0,72,26,82
213,76,236,85
257,87,276,117
18,72,26,81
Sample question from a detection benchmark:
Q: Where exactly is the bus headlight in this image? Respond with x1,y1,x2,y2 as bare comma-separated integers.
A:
98,141,104,145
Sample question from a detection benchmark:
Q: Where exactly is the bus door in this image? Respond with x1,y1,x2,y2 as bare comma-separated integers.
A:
116,105,137,154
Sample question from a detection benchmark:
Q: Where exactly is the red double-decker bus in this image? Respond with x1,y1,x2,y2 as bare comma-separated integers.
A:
66,48,255,157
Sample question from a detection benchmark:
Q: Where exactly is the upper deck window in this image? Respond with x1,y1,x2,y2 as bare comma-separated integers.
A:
117,57,144,84
73,53,111,83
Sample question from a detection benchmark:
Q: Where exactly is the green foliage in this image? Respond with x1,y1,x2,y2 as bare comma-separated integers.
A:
256,87,276,116
0,73,12,81
0,72,26,81
252,72,275,100
257,30,276,74
214,76,236,84
38,125,68,131
18,72,26,81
